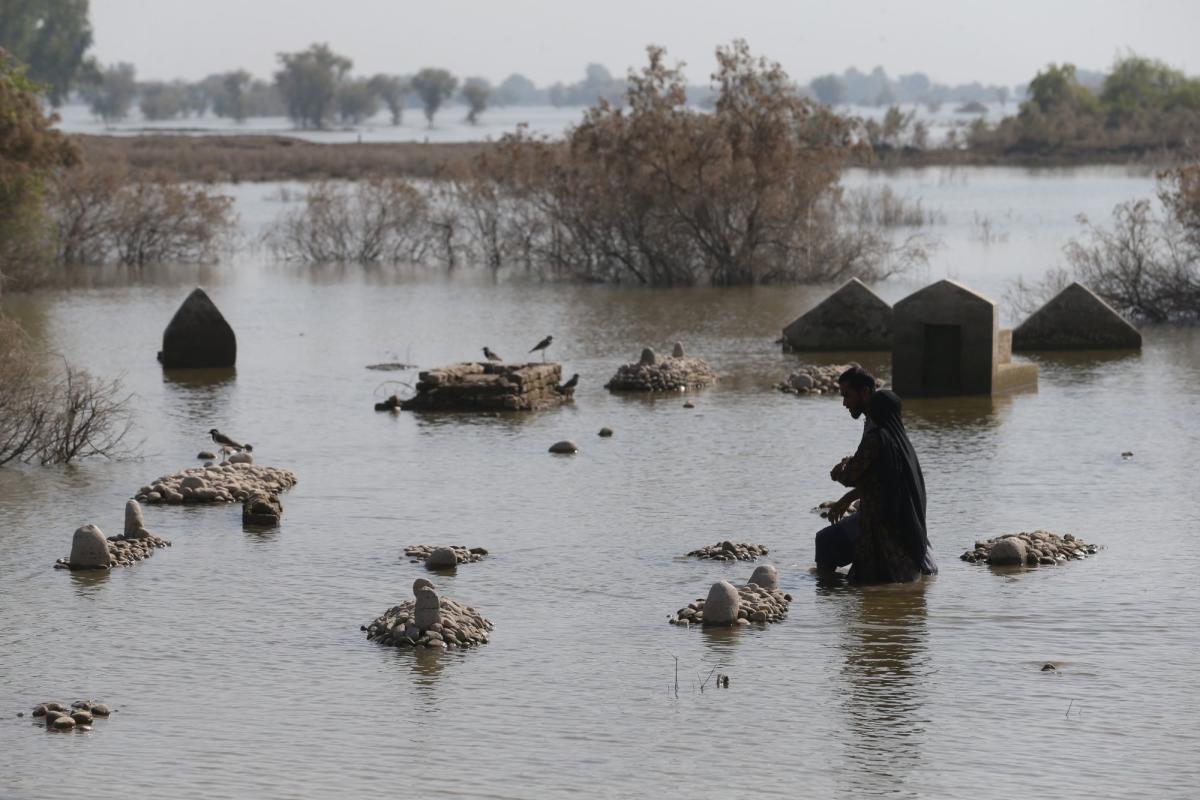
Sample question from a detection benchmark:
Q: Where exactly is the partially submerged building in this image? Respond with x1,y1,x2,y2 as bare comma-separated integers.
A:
781,278,892,352
1012,282,1142,351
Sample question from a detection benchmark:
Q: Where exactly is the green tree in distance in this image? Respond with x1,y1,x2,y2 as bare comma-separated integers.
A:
81,62,137,122
411,67,457,125
461,78,490,124
0,0,94,105
367,74,408,125
275,43,352,129
336,78,379,124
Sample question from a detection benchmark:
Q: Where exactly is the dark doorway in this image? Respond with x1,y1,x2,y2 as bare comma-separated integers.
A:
922,324,962,394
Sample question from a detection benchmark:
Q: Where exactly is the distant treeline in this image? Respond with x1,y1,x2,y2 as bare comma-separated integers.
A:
807,65,1021,109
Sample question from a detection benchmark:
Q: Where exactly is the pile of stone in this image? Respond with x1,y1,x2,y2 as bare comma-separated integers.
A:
962,530,1101,566
687,541,768,561
400,362,572,412
135,463,297,505
778,363,882,396
54,501,171,570
605,344,718,392
404,544,488,568
32,700,112,731
363,579,493,650
670,566,793,627
243,492,283,527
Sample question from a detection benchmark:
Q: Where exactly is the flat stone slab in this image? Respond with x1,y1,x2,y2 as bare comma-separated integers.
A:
401,362,572,412
670,581,793,627
404,544,488,565
687,541,768,562
961,530,1101,566
606,354,717,392
135,463,297,505
777,363,883,396
782,278,892,351
1013,282,1142,350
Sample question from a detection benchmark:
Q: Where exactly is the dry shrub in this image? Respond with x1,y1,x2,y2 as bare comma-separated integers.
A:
441,42,927,285
1008,163,1200,322
0,315,133,465
49,161,236,266
265,178,429,263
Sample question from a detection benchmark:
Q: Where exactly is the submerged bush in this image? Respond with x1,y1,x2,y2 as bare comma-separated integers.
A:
0,316,133,466
436,41,927,286
265,178,429,263
49,161,236,267
1008,164,1200,322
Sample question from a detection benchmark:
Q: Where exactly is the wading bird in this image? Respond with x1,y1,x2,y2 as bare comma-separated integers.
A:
529,335,553,361
483,346,502,362
209,428,250,459
557,373,579,394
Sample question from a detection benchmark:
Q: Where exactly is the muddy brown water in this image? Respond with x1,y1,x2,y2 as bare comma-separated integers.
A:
2,167,1198,798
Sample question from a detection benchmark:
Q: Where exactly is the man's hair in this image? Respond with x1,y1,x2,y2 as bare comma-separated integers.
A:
838,365,876,392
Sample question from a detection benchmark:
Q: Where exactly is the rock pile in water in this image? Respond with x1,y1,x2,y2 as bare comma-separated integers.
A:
404,544,488,567
670,568,793,627
605,346,718,392
363,579,493,650
401,362,571,412
32,700,112,731
135,463,297,505
962,530,1101,566
242,492,283,526
55,502,171,570
777,364,883,396
687,541,769,562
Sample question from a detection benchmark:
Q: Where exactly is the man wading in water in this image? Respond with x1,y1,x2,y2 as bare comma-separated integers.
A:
816,368,937,583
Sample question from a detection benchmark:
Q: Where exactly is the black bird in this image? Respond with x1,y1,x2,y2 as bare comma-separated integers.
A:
483,346,502,362
209,428,247,453
529,335,553,361
557,373,579,394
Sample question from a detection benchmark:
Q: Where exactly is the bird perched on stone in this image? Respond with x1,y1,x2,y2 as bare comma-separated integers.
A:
483,346,502,362
557,373,579,394
529,335,553,361
209,428,248,453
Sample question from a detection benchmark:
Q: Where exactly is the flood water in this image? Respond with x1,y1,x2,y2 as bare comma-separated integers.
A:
2,167,1199,799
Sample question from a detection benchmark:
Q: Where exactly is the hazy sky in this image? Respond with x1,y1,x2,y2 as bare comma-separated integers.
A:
91,0,1200,87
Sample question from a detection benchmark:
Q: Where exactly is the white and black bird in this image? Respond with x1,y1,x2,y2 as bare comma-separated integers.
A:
209,428,248,455
557,373,579,394
529,335,553,361
483,346,502,362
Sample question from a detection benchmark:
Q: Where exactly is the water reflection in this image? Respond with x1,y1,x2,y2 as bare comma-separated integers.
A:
68,569,112,595
161,367,237,388
904,387,1032,431
833,581,931,799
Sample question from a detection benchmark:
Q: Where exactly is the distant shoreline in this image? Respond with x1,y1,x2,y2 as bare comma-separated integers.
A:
74,133,1180,183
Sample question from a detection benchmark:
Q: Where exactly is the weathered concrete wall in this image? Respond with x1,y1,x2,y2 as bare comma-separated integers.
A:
158,288,237,369
892,280,998,397
782,278,892,352
1013,282,1142,351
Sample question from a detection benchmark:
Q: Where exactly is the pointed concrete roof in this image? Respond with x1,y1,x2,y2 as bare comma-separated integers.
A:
1013,282,1141,350
782,278,891,351
895,279,995,310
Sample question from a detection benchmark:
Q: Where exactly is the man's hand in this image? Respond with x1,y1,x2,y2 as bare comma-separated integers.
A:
826,498,850,523
830,456,850,482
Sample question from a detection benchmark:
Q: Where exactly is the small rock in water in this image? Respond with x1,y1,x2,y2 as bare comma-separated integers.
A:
425,547,458,570
687,541,769,562
549,440,578,454
1041,663,1057,671
682,402,695,409
598,427,613,438
1121,451,1133,459
404,545,487,566
963,530,1101,567
197,451,216,460
672,342,685,358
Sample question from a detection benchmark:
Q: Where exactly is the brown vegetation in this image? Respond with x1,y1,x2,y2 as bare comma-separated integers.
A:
74,135,487,182
50,161,236,266
436,42,928,286
265,178,428,262
0,316,133,465
1008,163,1200,322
